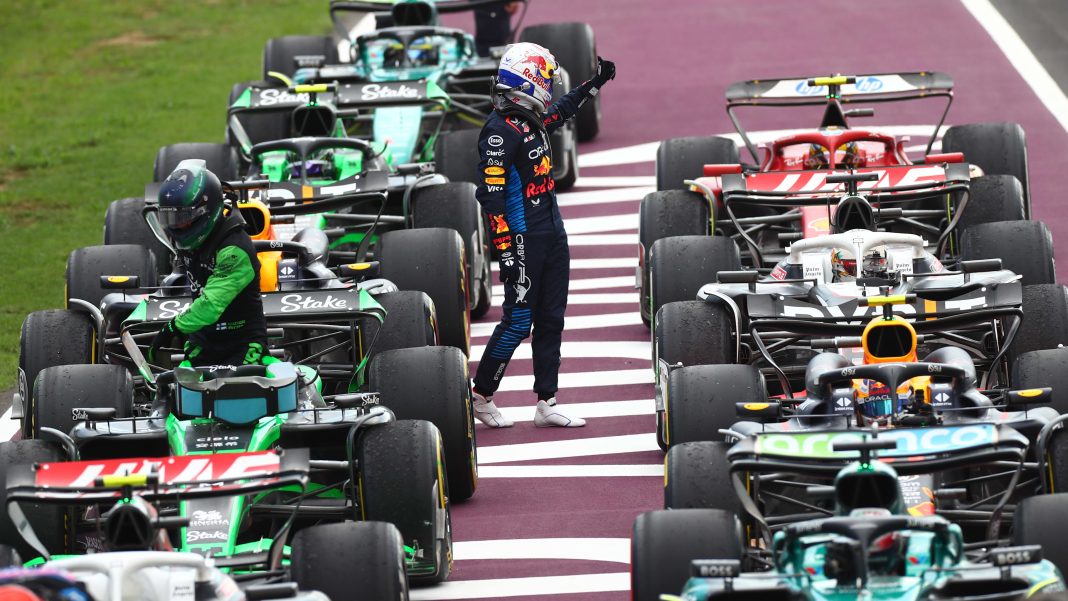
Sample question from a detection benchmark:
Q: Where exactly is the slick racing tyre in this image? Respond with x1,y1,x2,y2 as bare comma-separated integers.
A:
1012,347,1068,414
656,136,739,191
411,182,492,318
153,142,238,182
360,290,438,355
942,122,1029,215
955,175,1025,232
1012,284,1068,360
639,190,712,325
654,301,733,368
547,67,578,191
31,364,133,442
520,22,599,142
665,441,743,515
19,310,95,438
433,129,481,186
291,521,409,600
649,235,741,320
66,244,159,310
358,420,451,584
958,220,1055,285
368,346,478,502
262,35,339,79
631,509,744,601
1014,494,1068,577
104,197,172,276
665,364,765,448
0,440,67,559
379,228,470,355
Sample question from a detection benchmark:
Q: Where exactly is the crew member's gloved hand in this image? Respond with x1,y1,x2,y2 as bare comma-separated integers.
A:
592,56,616,87
148,319,183,366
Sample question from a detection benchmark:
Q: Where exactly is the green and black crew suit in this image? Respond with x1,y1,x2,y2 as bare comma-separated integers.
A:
175,214,268,366
151,159,268,368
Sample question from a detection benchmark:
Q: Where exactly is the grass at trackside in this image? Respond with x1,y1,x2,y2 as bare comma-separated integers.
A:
0,1,332,389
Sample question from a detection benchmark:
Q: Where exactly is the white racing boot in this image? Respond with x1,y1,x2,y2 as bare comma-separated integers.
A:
472,390,513,428
534,398,586,428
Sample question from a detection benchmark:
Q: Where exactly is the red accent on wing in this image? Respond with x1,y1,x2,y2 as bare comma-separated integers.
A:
923,152,965,164
702,164,744,177
34,451,281,489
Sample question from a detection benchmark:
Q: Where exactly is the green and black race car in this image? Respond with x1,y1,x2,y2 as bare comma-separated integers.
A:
0,444,412,599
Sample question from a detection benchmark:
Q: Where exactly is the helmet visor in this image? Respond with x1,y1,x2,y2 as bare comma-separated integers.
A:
159,205,208,230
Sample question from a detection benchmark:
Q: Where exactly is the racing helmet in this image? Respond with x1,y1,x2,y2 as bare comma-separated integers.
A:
830,247,890,282
496,42,558,113
157,159,225,251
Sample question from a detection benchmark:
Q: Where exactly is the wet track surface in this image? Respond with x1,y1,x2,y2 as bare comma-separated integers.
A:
426,1,1068,599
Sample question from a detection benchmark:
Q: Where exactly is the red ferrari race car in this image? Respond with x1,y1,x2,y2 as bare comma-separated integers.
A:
639,72,1051,325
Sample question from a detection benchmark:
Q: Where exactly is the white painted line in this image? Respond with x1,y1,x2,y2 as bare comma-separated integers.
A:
472,311,644,338
0,408,18,442
557,186,654,207
479,463,663,478
410,572,630,599
494,368,651,393
564,213,638,235
454,537,630,564
489,292,638,305
492,257,636,271
573,175,656,187
478,433,660,463
566,233,638,246
471,340,650,361
578,141,659,168
491,275,634,297
962,0,1068,134
495,398,653,423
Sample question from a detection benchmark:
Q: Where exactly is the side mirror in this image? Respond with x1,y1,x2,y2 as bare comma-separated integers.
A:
72,407,118,422
735,401,780,422
100,275,140,290
338,261,380,279
1006,387,1052,408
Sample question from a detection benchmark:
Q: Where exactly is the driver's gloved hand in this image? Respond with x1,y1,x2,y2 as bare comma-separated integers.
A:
147,319,183,366
592,56,615,88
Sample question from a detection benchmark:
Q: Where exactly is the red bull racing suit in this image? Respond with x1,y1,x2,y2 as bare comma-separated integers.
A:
472,80,600,399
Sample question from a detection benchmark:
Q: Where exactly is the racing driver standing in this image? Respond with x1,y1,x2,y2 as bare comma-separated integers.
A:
470,42,615,428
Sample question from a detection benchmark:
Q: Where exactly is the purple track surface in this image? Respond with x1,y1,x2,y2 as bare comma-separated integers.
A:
427,1,1068,599
0,3,1060,600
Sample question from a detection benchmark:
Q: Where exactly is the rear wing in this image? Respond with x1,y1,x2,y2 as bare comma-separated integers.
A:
724,72,954,162
728,424,1028,477
4,449,308,505
726,72,954,105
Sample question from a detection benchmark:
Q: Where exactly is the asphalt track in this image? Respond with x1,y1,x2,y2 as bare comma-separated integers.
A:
426,1,1068,599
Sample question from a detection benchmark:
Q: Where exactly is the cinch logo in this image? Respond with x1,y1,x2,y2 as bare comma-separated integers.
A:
755,425,997,459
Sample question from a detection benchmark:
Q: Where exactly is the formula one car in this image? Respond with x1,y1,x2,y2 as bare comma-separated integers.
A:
0,446,409,599
639,72,1051,325
104,144,478,350
15,237,478,508
633,438,1068,601
653,225,1068,448
261,0,599,159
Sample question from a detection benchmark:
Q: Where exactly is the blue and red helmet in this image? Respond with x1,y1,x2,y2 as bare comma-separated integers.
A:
496,42,558,113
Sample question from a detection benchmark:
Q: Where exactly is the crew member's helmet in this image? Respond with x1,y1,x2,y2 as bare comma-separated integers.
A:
496,42,559,113
157,159,225,250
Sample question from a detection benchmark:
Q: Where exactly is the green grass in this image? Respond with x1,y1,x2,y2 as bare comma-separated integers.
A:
0,1,331,389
